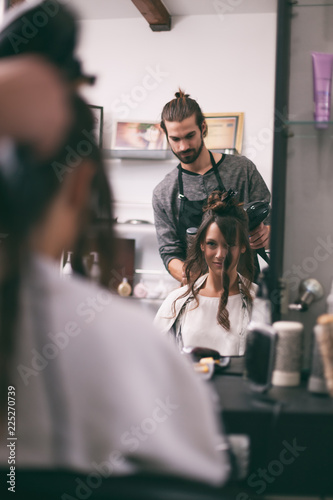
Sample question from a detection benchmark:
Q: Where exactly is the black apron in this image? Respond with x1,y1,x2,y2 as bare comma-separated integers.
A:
177,150,260,280
178,151,226,242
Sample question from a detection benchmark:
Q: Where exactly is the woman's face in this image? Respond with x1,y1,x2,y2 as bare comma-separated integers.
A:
200,222,245,279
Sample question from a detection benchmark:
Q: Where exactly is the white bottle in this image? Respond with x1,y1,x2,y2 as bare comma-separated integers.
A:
90,252,101,284
326,279,333,314
61,252,73,279
251,270,271,325
117,278,132,297
133,280,148,298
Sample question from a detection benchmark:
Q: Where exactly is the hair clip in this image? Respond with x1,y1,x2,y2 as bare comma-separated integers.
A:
222,189,238,203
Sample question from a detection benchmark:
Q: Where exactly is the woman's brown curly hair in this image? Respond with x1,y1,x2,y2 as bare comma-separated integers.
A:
172,190,254,330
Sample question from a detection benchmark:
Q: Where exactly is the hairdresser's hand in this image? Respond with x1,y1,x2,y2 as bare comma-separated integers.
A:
249,223,270,250
181,268,188,286
168,258,187,284
0,55,71,158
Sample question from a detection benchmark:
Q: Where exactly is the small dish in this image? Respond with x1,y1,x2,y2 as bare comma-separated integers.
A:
193,360,215,381
124,219,152,225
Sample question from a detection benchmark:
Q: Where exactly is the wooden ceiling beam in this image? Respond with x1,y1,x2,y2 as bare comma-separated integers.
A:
131,0,171,31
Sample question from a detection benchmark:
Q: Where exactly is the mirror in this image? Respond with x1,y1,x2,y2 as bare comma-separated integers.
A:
68,0,276,284
67,0,277,342
2,0,277,338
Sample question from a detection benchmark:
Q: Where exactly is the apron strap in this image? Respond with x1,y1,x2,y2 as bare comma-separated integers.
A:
209,150,227,192
177,164,186,199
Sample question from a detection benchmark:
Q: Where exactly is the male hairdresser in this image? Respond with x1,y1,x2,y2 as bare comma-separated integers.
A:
152,89,271,282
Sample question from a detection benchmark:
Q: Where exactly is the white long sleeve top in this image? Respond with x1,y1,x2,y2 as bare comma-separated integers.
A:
0,254,231,486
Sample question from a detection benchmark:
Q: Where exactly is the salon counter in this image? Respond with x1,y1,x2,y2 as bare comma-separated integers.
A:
212,358,333,497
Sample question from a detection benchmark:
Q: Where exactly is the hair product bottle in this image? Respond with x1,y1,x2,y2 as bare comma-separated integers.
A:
90,252,101,284
308,327,329,395
311,51,333,129
272,321,304,387
308,281,333,394
314,314,333,397
133,280,148,298
117,278,132,297
61,251,73,279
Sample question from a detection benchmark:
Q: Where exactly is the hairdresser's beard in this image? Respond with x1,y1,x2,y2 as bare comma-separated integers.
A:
171,136,204,165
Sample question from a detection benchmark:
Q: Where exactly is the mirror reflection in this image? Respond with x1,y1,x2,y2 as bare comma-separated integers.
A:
1,3,332,498
70,0,276,355
154,189,259,357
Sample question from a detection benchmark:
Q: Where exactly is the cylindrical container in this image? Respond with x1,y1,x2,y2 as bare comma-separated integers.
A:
186,227,198,258
272,321,304,387
186,227,198,244
308,328,328,395
311,51,333,129
315,314,333,397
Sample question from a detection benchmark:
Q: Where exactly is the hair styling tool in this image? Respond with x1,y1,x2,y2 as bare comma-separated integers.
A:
243,200,270,264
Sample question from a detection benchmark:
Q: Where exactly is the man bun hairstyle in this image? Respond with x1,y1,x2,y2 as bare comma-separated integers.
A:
160,88,207,138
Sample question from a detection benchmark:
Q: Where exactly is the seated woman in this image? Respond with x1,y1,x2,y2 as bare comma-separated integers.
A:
154,190,257,356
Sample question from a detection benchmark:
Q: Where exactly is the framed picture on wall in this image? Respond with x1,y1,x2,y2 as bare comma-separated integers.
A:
111,121,167,151
88,105,104,149
204,112,244,153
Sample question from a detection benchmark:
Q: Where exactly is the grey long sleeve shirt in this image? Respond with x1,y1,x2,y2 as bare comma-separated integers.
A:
152,153,271,270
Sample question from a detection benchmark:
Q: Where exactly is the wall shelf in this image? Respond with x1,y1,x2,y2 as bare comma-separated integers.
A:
293,2,333,7
103,149,174,160
283,121,333,138
102,148,237,161
286,120,333,126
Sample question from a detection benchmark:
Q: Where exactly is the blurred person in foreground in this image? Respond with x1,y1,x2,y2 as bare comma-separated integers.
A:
0,3,232,491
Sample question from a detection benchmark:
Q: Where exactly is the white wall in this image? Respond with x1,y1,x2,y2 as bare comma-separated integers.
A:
76,12,277,223
0,0,4,25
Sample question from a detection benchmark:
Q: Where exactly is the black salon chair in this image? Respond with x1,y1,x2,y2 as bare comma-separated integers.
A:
0,469,238,500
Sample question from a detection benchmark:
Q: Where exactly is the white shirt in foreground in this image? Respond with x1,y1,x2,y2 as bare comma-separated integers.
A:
0,255,230,487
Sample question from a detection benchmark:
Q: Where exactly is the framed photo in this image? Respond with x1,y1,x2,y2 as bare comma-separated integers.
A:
204,112,244,153
111,121,167,151
88,105,104,149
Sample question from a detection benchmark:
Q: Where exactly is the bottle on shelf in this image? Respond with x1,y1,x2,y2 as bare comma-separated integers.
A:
117,277,132,297
89,252,101,284
61,251,73,279
133,279,148,298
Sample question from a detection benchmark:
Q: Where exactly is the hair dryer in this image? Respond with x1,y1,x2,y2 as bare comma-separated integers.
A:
243,200,270,264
